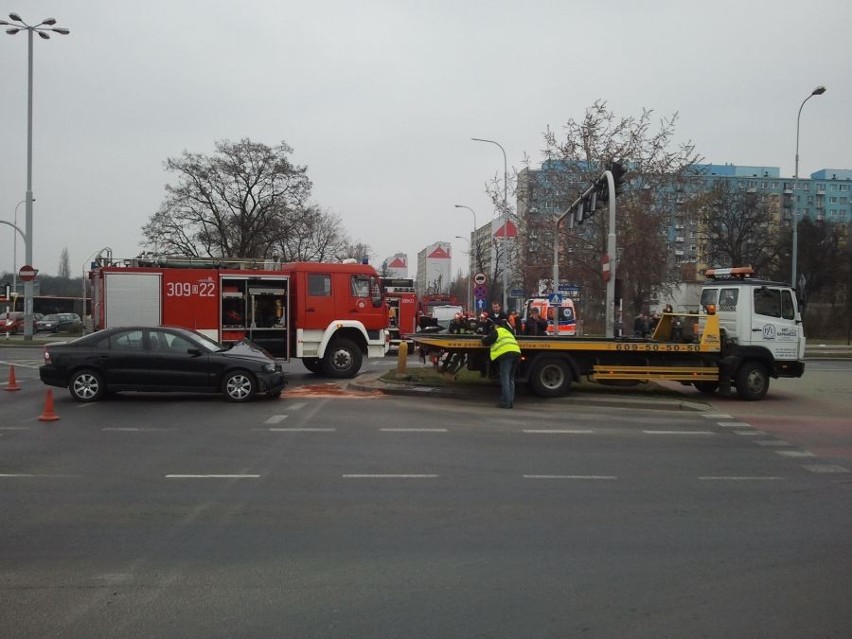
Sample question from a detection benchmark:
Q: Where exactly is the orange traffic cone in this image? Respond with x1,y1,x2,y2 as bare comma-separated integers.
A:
5,365,21,391
38,389,60,422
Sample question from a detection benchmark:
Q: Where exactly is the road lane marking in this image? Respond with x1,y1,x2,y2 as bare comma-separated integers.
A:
380,428,448,432
732,430,763,436
523,429,595,434
717,421,752,428
523,475,617,480
102,427,173,432
643,430,715,435
0,473,80,478
701,413,733,419
802,465,849,474
0,427,29,431
753,440,794,447
342,474,438,479
260,427,336,432
775,450,816,458
264,415,288,424
165,474,261,479
698,476,784,481
285,402,306,411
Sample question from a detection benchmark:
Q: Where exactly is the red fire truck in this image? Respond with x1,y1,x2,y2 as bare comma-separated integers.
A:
381,278,418,350
89,255,389,378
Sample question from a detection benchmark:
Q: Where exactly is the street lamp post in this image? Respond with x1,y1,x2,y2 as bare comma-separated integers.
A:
1,13,70,339
791,85,826,289
454,236,473,312
453,203,478,268
12,199,25,299
472,137,510,309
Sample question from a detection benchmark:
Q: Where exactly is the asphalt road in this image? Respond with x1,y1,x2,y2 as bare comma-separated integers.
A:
1,349,851,638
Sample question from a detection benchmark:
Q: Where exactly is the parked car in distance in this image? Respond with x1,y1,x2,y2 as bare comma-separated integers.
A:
39,326,286,402
36,312,83,333
2,311,25,334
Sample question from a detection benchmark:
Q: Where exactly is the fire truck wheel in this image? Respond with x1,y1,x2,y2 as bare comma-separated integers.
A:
528,357,571,398
735,361,769,401
321,338,362,379
69,368,105,402
302,358,323,374
222,370,256,402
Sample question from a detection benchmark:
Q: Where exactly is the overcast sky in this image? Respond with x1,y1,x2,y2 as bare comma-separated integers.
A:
2,0,850,279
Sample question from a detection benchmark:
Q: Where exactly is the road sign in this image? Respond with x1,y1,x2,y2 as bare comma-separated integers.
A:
18,265,37,282
510,289,525,298
475,298,487,312
473,272,487,285
473,284,488,300
548,293,562,305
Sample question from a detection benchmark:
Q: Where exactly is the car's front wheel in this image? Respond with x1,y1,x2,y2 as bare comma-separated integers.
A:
222,370,256,402
69,369,105,402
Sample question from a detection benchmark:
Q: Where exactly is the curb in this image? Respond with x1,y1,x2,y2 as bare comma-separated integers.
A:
350,370,713,413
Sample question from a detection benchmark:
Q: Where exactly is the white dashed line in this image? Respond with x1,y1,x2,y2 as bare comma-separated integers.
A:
380,428,448,432
717,421,752,428
0,473,80,478
802,465,849,474
285,402,306,411
732,430,763,436
264,428,336,432
753,440,794,447
643,430,715,436
165,474,261,479
701,413,733,420
523,429,595,434
523,475,617,480
698,476,784,481
775,450,816,458
264,415,289,424
342,474,439,479
102,427,173,432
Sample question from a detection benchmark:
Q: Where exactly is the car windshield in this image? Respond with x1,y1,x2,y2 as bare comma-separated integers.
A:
188,330,227,353
42,314,59,321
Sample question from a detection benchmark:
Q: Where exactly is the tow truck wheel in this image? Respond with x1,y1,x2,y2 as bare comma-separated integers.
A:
528,357,571,398
302,358,323,374
69,368,105,402
322,338,362,379
735,361,769,401
693,381,719,395
222,370,256,402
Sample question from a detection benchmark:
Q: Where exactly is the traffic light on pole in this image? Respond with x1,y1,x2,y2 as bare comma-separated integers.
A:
608,160,628,196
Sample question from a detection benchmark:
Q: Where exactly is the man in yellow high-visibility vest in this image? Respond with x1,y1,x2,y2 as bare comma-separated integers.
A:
481,317,521,408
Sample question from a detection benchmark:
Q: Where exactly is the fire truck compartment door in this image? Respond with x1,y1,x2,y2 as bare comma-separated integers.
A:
105,272,162,327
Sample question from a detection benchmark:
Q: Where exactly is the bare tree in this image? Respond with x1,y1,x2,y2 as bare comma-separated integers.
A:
58,247,71,279
515,100,701,326
143,139,315,258
695,181,781,274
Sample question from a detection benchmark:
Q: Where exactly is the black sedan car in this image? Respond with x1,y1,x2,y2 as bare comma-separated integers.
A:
36,312,83,333
40,326,286,402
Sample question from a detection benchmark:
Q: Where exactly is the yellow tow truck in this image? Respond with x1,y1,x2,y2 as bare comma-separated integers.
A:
413,268,806,401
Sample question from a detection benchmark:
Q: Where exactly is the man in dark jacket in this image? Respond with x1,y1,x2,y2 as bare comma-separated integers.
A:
523,307,549,336
481,318,521,408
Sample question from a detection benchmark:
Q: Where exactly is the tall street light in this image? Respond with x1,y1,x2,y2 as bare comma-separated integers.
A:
1,12,70,340
453,203,478,268
791,85,826,289
454,236,473,312
472,137,510,309
12,199,26,299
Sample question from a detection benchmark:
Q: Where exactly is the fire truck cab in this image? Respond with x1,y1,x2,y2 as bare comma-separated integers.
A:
90,256,389,378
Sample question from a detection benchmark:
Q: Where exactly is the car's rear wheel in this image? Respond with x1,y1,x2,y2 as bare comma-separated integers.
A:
222,370,256,402
69,369,105,402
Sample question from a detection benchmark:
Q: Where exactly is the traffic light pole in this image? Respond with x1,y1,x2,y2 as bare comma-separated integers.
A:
552,169,617,337
603,170,616,339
